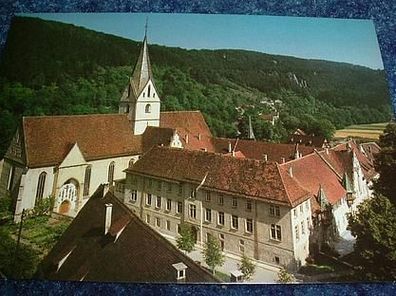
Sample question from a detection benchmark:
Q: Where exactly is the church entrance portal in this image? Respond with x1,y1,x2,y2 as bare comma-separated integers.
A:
59,200,71,215
57,179,79,216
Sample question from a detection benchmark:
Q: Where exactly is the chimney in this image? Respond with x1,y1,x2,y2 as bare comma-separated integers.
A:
325,148,329,155
105,203,113,235
289,166,293,178
198,133,201,141
263,154,268,162
228,142,232,153
185,134,189,144
281,157,285,163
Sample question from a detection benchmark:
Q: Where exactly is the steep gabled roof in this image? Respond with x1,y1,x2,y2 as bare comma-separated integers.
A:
280,153,346,206
37,186,218,283
23,114,142,168
131,35,154,97
161,111,215,152
213,137,316,163
127,146,310,207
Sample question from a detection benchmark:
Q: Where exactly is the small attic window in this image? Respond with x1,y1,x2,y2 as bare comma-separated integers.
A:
145,104,151,113
172,262,187,281
148,85,151,97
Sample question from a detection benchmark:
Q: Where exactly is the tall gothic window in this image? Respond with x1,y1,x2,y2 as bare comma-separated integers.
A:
36,172,47,204
145,104,151,113
148,85,151,97
108,161,115,184
83,165,92,196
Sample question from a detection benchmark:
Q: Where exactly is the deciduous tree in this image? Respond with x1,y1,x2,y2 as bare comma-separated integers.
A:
202,236,225,275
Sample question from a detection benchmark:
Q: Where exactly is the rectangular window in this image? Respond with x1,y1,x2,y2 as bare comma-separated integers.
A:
146,193,152,206
231,215,239,229
156,217,161,228
295,225,299,241
145,214,151,224
177,201,182,214
156,196,161,209
246,219,253,233
218,212,225,226
177,224,181,234
205,191,211,202
246,200,252,212
293,209,297,218
130,190,137,202
167,183,172,193
301,221,305,235
271,224,282,241
166,199,172,211
166,220,171,231
239,239,245,253
218,195,224,205
205,208,212,222
189,204,196,219
232,197,238,208
270,205,281,217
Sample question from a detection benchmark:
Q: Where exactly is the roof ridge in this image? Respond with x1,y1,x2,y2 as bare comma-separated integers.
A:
314,150,343,180
160,110,201,114
23,113,126,120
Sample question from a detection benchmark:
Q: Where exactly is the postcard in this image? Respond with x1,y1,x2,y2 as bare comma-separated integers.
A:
0,12,394,283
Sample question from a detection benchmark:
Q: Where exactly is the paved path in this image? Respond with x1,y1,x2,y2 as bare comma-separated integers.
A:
164,234,279,283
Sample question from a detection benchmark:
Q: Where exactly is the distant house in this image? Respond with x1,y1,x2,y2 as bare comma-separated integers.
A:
36,185,218,283
288,131,329,148
260,112,279,126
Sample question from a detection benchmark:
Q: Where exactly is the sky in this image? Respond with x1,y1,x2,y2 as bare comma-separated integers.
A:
21,12,384,70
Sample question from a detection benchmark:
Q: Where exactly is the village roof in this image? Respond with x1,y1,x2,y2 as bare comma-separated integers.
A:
213,137,316,163
160,111,215,152
22,114,143,168
20,110,214,168
36,186,218,283
280,152,346,210
287,134,327,148
127,146,311,207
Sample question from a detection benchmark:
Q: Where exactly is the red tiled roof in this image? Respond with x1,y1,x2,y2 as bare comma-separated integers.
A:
37,186,218,283
23,114,142,168
141,126,175,152
127,146,310,207
288,134,327,148
280,153,346,206
160,111,215,152
213,137,316,163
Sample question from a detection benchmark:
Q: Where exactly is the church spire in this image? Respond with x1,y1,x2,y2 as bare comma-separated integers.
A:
130,22,153,97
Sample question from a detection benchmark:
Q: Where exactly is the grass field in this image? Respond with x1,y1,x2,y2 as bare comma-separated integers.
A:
334,122,388,140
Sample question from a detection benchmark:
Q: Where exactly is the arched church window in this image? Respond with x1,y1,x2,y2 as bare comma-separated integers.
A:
108,161,115,184
83,165,92,196
148,85,151,97
36,172,47,204
153,93,155,98
145,104,151,113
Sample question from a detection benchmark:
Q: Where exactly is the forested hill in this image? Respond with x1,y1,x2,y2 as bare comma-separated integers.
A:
0,16,392,157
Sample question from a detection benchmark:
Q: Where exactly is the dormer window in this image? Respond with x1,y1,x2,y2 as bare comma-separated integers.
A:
172,262,187,281
145,104,151,113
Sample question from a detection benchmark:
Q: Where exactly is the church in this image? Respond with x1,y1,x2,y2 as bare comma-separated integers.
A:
0,31,215,222
0,29,379,271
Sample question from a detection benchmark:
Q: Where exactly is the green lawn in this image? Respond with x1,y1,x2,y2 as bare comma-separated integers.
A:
0,196,70,279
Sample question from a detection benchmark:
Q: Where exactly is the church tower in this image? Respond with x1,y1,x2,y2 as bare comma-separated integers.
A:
119,23,160,135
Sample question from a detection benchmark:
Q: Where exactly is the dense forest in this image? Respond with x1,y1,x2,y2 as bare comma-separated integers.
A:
0,16,392,157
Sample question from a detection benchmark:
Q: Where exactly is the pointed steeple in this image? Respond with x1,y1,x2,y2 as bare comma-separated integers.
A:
130,22,153,98
248,116,256,140
317,185,329,209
